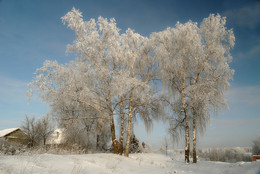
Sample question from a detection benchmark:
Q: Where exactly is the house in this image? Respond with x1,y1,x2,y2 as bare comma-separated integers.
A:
0,128,31,146
46,128,65,145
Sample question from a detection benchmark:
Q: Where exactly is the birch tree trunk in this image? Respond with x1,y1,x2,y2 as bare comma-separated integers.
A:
192,93,197,163
119,98,124,155
183,99,190,163
192,74,200,163
124,89,134,157
124,107,132,157
192,110,197,163
181,81,190,163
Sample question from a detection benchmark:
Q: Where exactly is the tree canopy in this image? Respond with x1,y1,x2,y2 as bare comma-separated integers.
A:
27,9,234,162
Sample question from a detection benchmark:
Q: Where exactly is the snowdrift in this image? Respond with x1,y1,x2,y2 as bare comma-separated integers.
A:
0,152,259,174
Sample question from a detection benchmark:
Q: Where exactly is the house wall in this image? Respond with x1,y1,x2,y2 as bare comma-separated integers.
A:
5,129,31,146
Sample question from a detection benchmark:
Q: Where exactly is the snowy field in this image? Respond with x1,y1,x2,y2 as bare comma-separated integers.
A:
0,152,259,174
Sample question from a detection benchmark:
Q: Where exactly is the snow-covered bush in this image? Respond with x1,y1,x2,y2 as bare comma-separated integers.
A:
21,114,54,147
198,148,252,162
128,134,151,154
0,138,92,156
252,136,260,155
60,118,111,152
0,139,27,155
141,142,152,153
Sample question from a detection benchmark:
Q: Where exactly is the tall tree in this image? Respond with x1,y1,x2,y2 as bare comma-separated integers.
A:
28,8,161,155
189,14,234,163
61,8,122,153
21,115,38,147
36,114,54,145
117,29,161,157
152,21,203,163
152,14,234,163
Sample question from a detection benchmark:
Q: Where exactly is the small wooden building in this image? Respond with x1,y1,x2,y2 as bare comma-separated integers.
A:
0,128,31,146
46,128,65,145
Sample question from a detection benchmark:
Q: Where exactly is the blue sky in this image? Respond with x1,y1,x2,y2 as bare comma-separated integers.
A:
0,0,260,149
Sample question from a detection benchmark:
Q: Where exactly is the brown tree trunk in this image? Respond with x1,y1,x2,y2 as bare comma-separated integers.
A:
110,115,119,154
96,134,100,151
107,90,118,154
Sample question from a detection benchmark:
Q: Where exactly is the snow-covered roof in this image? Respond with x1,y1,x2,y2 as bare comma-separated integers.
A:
0,128,20,138
46,128,65,145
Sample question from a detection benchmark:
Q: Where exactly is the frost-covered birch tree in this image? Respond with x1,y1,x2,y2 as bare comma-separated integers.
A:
27,8,235,160
188,14,234,163
28,8,161,155
117,29,161,157
61,9,122,153
152,21,202,163
28,8,122,152
61,9,161,156
152,14,234,163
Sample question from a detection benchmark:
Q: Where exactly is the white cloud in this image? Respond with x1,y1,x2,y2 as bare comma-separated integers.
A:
0,75,27,87
225,85,260,106
0,75,50,130
236,42,260,60
223,3,260,29
0,120,20,129
199,117,260,148
0,75,27,105
215,117,260,127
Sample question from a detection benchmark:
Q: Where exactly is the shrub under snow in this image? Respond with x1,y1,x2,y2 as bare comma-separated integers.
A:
252,136,260,155
198,147,252,162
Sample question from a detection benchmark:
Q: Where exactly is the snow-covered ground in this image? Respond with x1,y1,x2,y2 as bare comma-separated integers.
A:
0,152,259,174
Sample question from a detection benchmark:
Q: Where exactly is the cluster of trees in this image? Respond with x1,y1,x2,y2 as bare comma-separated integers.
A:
156,15,234,163
198,148,252,162
252,136,260,155
21,115,54,147
27,8,234,162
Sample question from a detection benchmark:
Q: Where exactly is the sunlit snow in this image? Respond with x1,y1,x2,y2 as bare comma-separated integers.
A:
0,152,259,174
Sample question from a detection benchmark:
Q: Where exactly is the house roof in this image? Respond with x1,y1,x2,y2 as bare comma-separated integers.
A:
0,128,20,138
